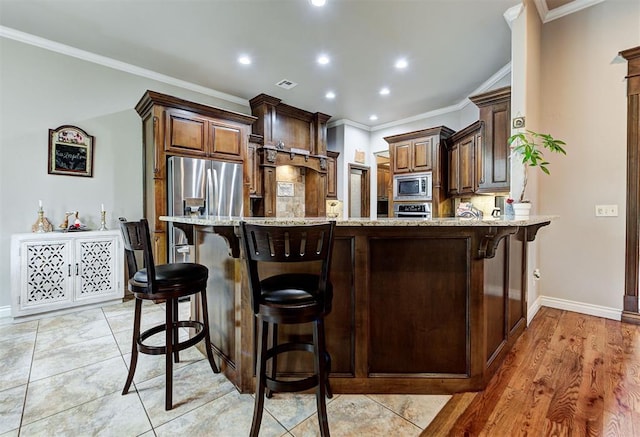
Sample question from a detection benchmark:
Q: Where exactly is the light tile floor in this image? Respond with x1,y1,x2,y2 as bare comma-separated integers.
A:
0,299,450,436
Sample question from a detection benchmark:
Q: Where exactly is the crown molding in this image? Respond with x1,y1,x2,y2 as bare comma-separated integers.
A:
534,0,606,24
327,119,372,131
371,62,512,132
0,26,249,107
503,3,525,29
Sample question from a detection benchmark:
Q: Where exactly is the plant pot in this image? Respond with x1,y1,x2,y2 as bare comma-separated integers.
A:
513,202,532,219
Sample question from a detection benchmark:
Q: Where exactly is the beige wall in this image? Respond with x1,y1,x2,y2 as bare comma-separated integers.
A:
536,0,640,312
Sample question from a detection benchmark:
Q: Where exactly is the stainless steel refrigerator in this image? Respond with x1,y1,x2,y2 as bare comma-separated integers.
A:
167,156,243,262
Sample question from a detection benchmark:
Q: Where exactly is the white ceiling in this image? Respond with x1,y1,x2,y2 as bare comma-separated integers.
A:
0,0,594,127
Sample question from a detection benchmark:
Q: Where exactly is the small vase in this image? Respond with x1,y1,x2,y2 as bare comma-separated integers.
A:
513,202,532,219
504,202,515,219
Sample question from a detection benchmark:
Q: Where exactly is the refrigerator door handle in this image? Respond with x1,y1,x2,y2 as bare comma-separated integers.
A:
206,167,213,216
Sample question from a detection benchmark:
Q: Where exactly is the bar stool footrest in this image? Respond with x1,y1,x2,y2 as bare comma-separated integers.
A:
138,320,206,356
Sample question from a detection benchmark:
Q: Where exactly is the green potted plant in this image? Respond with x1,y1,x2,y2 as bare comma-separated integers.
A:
507,130,567,218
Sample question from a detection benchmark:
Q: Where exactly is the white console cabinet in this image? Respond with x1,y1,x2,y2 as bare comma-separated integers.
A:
11,230,124,319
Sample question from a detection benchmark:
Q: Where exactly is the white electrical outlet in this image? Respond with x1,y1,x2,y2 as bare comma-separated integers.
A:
533,268,541,280
595,205,618,217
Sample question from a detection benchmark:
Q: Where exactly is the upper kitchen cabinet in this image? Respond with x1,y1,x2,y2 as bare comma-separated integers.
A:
326,150,339,199
384,126,454,217
135,90,256,263
389,136,433,173
249,94,332,217
469,86,511,193
165,108,244,162
249,94,331,155
447,121,483,197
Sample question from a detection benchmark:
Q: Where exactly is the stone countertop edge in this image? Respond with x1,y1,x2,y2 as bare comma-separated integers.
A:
159,215,557,227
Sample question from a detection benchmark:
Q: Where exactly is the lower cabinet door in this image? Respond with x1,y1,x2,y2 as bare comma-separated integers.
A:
18,239,74,314
75,235,119,301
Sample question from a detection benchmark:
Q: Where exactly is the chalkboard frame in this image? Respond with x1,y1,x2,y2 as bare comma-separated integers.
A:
48,125,95,177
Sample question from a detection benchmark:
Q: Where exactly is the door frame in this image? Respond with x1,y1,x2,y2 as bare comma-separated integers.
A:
621,46,640,324
348,164,370,218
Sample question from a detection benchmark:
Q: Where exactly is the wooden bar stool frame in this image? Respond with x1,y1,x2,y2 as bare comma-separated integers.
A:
240,221,336,437
119,218,219,410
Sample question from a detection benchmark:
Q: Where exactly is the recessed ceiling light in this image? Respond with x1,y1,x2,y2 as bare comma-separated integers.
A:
379,87,390,95
369,115,378,121
317,54,330,65
325,91,336,99
238,55,251,65
395,58,408,69
310,0,327,6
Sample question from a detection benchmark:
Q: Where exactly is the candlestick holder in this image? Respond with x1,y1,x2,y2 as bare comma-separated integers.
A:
99,210,108,231
32,208,53,233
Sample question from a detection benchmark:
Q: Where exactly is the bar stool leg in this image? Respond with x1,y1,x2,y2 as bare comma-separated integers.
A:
266,323,278,398
314,318,330,437
250,319,269,437
172,299,180,363
122,298,142,395
165,298,174,410
200,288,220,373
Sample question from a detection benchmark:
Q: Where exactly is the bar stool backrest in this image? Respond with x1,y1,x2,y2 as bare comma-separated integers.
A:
119,217,156,293
240,221,336,314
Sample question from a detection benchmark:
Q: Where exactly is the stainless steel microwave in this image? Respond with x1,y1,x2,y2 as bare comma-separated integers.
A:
393,172,432,201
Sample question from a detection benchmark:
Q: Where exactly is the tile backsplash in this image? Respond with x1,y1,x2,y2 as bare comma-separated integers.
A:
276,166,305,218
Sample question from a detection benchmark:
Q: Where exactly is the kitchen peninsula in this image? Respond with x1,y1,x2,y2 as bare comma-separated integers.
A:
161,215,553,395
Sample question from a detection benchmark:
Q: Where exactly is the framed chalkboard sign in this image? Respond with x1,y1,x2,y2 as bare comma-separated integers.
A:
48,125,94,177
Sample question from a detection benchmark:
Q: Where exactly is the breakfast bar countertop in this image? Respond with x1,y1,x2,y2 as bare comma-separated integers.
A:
160,215,556,227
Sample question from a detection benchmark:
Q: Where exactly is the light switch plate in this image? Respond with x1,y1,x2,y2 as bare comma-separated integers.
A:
595,204,618,217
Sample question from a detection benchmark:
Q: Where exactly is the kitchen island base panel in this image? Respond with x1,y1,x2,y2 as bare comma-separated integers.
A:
168,218,549,394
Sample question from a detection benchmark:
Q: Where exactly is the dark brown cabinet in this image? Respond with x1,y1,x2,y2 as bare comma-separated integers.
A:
447,121,483,197
391,136,433,173
377,164,390,199
248,134,262,197
326,150,339,199
165,108,244,162
249,94,332,217
384,127,454,217
135,90,256,264
469,86,511,193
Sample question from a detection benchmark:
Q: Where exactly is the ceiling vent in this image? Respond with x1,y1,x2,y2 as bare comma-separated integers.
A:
276,79,298,90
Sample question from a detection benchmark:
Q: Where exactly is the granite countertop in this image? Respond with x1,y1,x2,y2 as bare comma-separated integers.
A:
160,215,557,227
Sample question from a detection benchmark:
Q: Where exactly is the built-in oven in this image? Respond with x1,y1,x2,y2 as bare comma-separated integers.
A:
393,172,432,202
394,202,432,218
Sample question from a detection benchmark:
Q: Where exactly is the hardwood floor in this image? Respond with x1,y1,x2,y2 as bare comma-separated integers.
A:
422,306,640,436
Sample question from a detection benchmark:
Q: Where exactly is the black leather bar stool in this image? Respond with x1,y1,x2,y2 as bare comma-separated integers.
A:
119,218,219,410
240,221,335,437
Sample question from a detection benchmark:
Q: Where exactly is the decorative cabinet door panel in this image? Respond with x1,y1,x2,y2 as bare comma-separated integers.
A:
393,142,412,173
412,137,433,172
166,110,208,156
459,136,475,194
20,239,73,310
11,231,123,319
75,236,118,301
209,123,242,160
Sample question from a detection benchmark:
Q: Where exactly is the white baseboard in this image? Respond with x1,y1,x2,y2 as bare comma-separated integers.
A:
530,295,622,322
0,305,11,319
527,296,543,325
